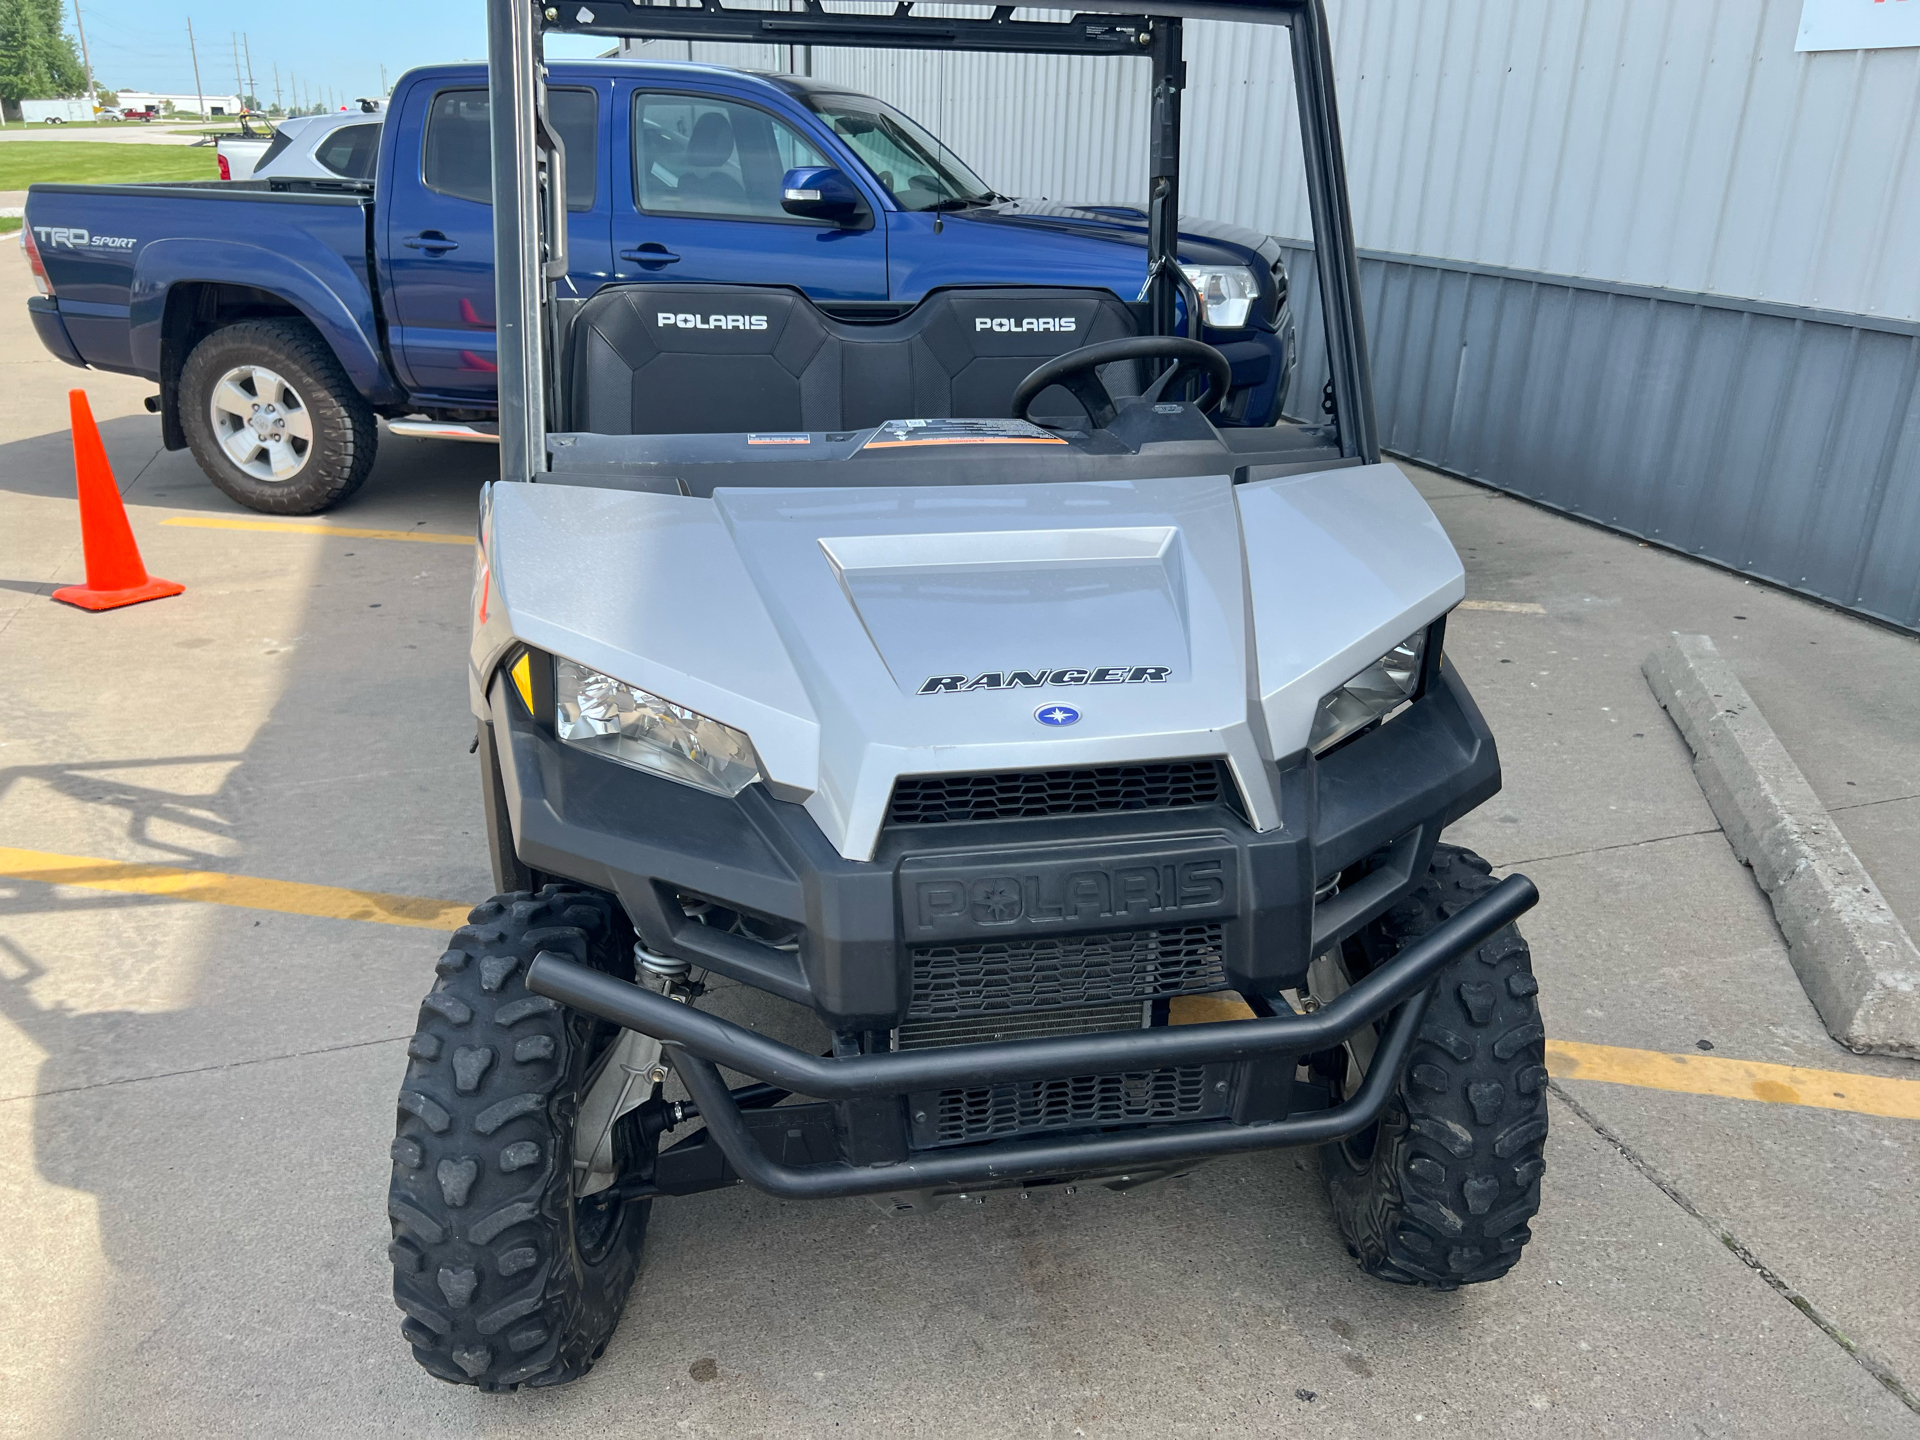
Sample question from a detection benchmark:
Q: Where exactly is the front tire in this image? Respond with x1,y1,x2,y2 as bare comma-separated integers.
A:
388,886,651,1390
179,318,377,514
1317,844,1548,1288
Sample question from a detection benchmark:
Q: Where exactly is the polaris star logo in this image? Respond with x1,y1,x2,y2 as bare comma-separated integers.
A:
657,312,769,330
975,316,1077,333
917,666,1170,695
1036,704,1080,726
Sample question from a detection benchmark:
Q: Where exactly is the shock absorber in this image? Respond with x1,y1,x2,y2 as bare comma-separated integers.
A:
635,942,691,995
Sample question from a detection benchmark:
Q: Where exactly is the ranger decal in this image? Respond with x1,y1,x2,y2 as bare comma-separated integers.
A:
918,666,1170,695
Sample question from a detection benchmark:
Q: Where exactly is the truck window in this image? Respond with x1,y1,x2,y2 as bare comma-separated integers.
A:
803,93,992,212
634,94,826,220
423,87,598,209
316,122,382,180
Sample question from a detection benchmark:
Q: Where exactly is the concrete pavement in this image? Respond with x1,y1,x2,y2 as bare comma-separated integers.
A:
0,238,1914,1436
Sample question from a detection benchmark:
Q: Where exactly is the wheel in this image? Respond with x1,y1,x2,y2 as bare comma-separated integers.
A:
388,885,654,1390
1314,844,1547,1288
178,318,377,514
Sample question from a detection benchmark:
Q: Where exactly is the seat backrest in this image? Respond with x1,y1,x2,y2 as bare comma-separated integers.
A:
566,284,1140,436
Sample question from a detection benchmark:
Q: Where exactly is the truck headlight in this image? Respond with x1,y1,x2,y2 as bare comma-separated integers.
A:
1179,263,1258,329
554,656,762,797
1309,629,1427,755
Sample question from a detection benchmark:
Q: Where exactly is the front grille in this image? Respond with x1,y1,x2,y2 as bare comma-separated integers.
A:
909,922,1228,1019
922,1066,1218,1146
895,1000,1146,1051
887,759,1234,826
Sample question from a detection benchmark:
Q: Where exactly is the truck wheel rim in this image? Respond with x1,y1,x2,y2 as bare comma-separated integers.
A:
210,364,314,482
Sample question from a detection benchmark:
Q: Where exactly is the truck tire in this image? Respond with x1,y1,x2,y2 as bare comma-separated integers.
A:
1316,844,1547,1289
389,885,652,1390
179,318,377,514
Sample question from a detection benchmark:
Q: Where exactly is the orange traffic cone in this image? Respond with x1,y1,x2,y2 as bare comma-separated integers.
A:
51,390,185,612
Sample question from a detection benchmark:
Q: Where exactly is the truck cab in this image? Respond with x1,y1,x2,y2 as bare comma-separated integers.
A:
380,61,1293,421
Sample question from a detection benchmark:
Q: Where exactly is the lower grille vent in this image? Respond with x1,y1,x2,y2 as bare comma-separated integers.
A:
909,922,1228,1019
895,1001,1146,1051
921,1066,1219,1147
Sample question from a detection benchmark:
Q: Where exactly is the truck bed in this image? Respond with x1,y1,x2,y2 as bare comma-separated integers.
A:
25,179,382,386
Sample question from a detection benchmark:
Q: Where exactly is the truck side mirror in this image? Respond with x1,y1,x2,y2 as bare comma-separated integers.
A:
781,166,866,226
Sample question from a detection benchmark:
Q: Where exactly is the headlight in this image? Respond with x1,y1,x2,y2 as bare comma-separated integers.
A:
1309,629,1427,755
554,656,762,797
1179,263,1259,329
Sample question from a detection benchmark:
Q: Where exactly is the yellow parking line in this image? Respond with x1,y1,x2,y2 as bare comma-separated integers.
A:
1458,599,1546,614
0,845,468,931
3,844,1915,1121
1546,1038,1920,1122
161,516,474,546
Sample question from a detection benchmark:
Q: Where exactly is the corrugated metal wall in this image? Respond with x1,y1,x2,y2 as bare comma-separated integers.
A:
625,1,1920,629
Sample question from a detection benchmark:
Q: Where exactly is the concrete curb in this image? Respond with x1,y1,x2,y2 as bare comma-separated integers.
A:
1643,633,1920,1057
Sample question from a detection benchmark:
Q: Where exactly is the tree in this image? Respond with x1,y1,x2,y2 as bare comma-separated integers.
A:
0,0,87,104
95,86,114,107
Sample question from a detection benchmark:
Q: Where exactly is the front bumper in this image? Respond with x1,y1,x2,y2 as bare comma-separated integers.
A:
527,873,1538,1199
490,659,1501,1033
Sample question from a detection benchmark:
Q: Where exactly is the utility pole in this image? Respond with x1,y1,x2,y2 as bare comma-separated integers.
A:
272,61,282,113
242,33,258,112
71,0,95,106
231,32,243,113
187,18,206,122
380,64,388,96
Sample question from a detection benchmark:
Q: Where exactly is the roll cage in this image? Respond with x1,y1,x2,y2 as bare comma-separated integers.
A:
485,0,1376,481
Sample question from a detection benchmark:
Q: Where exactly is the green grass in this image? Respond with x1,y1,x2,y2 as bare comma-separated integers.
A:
0,217,20,234
0,141,218,188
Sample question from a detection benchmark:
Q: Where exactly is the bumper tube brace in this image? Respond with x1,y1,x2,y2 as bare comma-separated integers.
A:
525,873,1537,1199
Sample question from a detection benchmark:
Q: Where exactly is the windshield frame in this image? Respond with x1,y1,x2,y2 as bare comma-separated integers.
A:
801,92,995,212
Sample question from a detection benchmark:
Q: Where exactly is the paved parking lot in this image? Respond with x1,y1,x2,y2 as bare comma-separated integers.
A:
1,238,1916,1437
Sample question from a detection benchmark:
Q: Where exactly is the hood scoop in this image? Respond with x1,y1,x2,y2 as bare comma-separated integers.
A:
817,526,1192,695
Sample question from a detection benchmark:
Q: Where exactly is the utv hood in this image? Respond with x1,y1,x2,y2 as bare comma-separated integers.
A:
477,465,1463,861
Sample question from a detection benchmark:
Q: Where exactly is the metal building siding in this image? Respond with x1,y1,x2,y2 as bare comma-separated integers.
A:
750,0,1920,319
1270,245,1920,629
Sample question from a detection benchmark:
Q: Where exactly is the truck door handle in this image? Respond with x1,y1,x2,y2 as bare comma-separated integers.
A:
619,243,680,266
403,232,460,253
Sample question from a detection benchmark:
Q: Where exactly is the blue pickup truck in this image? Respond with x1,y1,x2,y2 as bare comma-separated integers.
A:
25,59,1296,513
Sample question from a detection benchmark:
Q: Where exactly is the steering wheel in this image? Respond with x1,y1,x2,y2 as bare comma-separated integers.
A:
1011,336,1234,430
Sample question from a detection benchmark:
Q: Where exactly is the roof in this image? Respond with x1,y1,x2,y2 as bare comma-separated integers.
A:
546,0,1306,57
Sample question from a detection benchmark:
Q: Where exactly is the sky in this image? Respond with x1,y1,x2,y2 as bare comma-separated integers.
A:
68,0,608,105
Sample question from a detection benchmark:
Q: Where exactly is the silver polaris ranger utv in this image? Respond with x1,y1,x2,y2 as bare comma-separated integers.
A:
389,0,1545,1390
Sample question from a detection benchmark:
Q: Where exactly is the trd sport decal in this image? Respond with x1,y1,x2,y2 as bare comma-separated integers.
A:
918,666,1171,695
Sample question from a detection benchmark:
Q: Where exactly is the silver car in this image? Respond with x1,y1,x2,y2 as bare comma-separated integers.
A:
249,102,385,183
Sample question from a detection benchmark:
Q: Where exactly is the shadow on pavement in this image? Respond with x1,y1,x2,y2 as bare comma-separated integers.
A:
0,410,497,519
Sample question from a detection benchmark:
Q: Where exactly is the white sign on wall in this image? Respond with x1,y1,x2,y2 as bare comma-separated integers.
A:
1797,0,1920,51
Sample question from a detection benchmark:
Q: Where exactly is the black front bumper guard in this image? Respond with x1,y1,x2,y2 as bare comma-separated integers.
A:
526,873,1538,1200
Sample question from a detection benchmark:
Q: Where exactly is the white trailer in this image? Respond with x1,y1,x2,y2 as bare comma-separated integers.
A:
21,98,93,125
